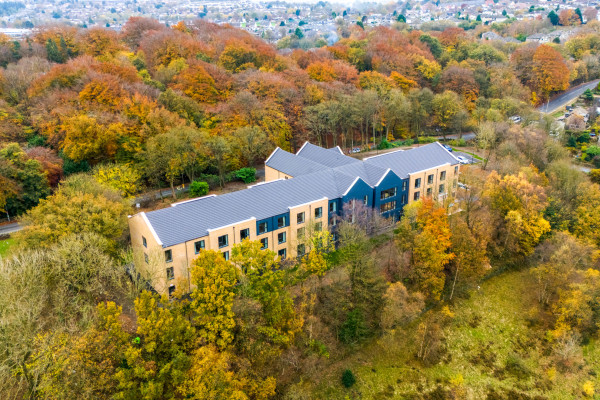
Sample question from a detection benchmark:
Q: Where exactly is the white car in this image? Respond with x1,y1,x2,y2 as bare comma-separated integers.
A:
456,155,470,164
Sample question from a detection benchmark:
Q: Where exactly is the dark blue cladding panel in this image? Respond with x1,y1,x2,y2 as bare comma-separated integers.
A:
343,178,374,206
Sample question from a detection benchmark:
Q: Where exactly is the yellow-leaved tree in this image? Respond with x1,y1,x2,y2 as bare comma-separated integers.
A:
396,198,454,301
190,250,238,349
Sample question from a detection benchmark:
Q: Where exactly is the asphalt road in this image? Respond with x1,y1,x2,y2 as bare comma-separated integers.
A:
537,79,600,114
453,151,479,164
0,222,21,235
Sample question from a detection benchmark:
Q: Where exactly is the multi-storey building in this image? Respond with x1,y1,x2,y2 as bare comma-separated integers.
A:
128,141,460,295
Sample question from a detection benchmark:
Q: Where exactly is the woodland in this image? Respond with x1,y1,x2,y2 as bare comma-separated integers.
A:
2,16,600,400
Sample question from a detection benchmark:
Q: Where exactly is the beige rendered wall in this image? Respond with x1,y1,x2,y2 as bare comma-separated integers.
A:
265,165,294,182
408,164,459,204
288,197,329,257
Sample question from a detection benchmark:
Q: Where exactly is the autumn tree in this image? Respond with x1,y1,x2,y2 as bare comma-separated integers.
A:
483,170,551,258
396,199,454,301
60,114,121,164
440,65,479,109
113,291,196,400
25,146,63,187
0,233,126,397
0,143,51,217
432,90,463,139
15,174,129,250
78,27,123,58
532,44,570,100
232,125,271,167
190,250,238,349
381,282,425,330
232,240,302,345
531,232,596,306
179,345,276,400
172,64,221,104
93,163,142,198
121,16,166,49
144,126,209,195
559,9,581,26
448,218,489,299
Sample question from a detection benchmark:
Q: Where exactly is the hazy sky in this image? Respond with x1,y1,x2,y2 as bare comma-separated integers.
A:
248,0,397,4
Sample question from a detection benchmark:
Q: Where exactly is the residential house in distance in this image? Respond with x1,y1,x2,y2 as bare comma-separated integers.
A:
128,142,461,296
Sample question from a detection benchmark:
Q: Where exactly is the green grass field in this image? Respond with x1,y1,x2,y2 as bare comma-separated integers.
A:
0,238,14,257
309,270,598,399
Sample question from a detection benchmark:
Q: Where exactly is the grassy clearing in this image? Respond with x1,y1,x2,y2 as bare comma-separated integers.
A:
309,269,597,399
0,238,14,257
452,148,484,161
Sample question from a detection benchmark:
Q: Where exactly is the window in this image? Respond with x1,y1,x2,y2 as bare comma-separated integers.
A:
260,237,268,249
427,174,434,184
278,232,286,244
380,187,396,200
380,201,396,213
240,228,250,241
440,171,446,181
315,222,322,231
414,178,421,189
144,253,149,264
297,227,305,238
402,181,408,191
218,234,228,248
329,201,337,213
315,207,322,219
427,187,432,196
258,222,268,234
439,184,445,193
142,236,147,248
297,212,305,224
364,195,368,206
194,240,205,254
222,251,229,261
454,166,459,175
277,216,286,229
414,192,420,201
168,285,176,297
402,194,407,203
165,249,172,263
332,232,338,242
278,248,287,260
329,215,337,226
297,244,306,256
453,180,457,188
166,267,174,281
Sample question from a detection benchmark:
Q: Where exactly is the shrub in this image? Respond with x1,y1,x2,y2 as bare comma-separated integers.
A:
189,180,209,197
339,309,369,344
587,145,600,158
449,138,467,147
378,139,394,150
196,173,220,189
341,369,356,388
418,136,437,144
236,167,256,183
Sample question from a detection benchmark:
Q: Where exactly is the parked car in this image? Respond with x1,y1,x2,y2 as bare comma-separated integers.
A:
509,115,522,123
458,182,469,190
442,144,453,152
456,155,470,164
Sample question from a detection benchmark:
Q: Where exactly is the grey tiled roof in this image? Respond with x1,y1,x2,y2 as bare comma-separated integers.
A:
363,143,459,178
265,147,325,177
145,168,359,248
144,142,458,247
296,142,360,168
